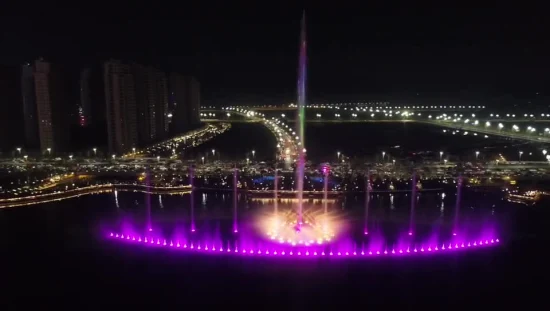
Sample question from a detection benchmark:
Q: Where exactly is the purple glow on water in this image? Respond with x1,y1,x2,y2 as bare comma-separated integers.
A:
108,232,500,259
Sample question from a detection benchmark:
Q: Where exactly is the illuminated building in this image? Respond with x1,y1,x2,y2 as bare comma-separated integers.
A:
168,73,200,134
103,60,138,154
134,65,169,144
33,58,72,152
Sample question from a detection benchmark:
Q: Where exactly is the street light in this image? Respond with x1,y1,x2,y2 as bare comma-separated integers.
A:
543,150,547,156
382,151,385,161
157,156,160,162
337,151,340,159
519,151,523,162
23,155,28,161
132,147,136,154
93,148,97,156
439,151,443,161
201,156,205,164
212,149,215,156
246,158,250,165
252,150,255,159
47,148,51,155
475,151,480,160
69,155,73,160
16,147,21,155
112,154,116,160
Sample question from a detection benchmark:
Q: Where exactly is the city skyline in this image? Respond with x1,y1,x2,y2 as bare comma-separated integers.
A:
0,58,201,154
1,6,548,106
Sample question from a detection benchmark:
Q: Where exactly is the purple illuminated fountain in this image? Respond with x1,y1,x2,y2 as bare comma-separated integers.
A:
233,166,238,233
109,232,500,259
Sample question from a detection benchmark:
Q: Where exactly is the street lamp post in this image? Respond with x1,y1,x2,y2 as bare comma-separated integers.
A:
201,156,205,164
519,151,523,162
93,148,97,157
439,151,443,162
382,151,385,162
475,151,480,160
337,151,340,160
16,147,21,156
252,150,255,159
47,148,51,156
69,155,73,160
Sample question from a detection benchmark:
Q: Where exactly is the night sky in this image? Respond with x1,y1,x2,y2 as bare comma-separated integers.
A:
1,4,549,106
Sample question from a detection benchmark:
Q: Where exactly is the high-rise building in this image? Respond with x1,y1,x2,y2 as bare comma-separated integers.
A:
0,65,24,153
21,63,39,149
33,59,73,153
103,60,138,155
168,73,200,134
80,68,92,127
134,65,169,145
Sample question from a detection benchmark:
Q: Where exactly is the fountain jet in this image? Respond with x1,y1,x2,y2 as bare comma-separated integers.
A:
295,11,307,228
189,166,195,232
364,170,371,235
408,171,417,236
453,175,463,235
233,166,238,233
274,165,278,216
146,166,152,232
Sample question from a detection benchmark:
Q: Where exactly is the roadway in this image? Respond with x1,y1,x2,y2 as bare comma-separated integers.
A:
199,112,550,144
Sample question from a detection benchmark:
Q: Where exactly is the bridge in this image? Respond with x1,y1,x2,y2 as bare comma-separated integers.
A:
200,107,550,144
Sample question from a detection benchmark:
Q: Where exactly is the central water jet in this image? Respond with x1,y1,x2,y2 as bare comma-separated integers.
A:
233,166,238,233
295,11,307,230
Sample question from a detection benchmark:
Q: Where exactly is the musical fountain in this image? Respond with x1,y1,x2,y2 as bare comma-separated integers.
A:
107,12,500,259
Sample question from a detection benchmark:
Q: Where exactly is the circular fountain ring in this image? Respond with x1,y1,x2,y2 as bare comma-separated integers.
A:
107,232,500,259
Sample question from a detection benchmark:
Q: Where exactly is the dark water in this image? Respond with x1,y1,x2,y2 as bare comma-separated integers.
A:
189,122,547,163
1,189,547,307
